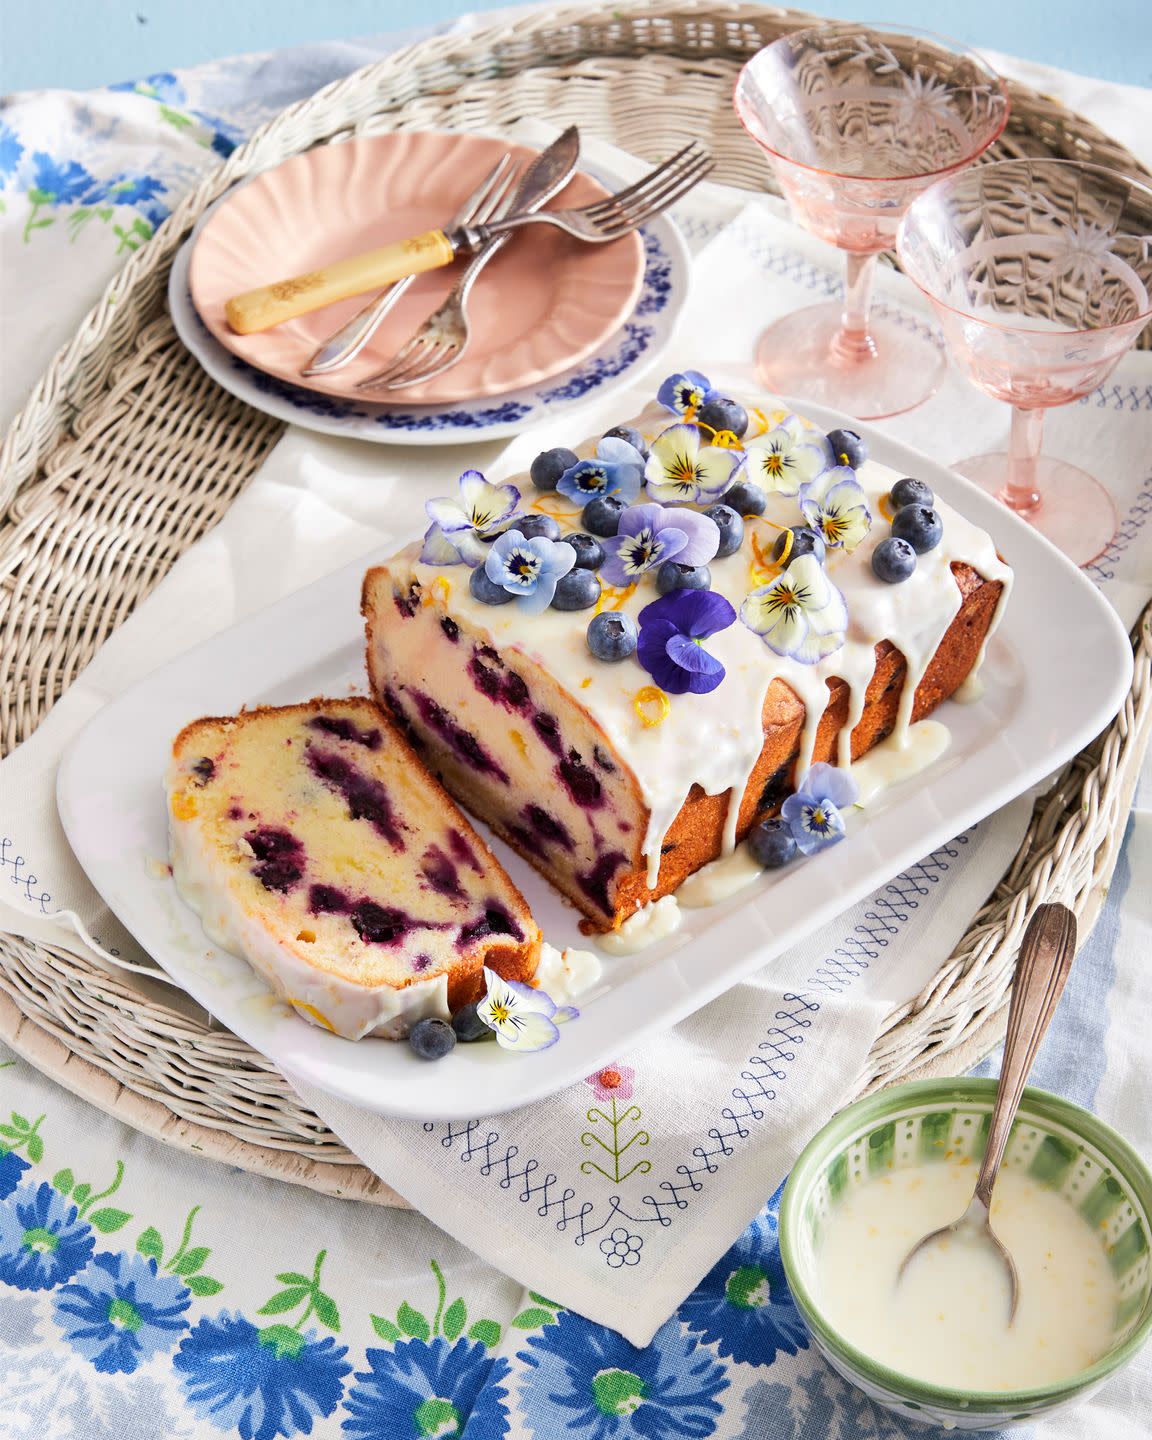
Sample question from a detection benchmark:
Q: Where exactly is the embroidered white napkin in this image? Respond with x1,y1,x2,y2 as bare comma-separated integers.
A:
1,130,1148,1343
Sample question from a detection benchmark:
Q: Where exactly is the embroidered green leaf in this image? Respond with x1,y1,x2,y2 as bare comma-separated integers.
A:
136,1227,164,1262
72,1183,91,1208
26,1134,44,1165
90,1207,130,1233
468,1319,501,1348
174,1247,210,1276
0,1124,24,1140
512,1307,557,1330
397,1302,431,1340
370,1315,402,1342
529,1291,561,1310
313,1292,340,1332
259,1324,305,1359
11,1113,30,1130
52,1169,74,1196
159,105,194,131
27,187,51,205
275,1271,311,1287
257,1287,309,1315
186,1274,223,1297
442,1298,467,1342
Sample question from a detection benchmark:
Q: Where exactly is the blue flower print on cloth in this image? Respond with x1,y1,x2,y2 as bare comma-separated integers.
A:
518,1309,728,1440
0,124,24,181
645,424,744,506
341,1336,511,1440
657,369,715,417
484,531,576,615
28,153,103,206
679,1200,808,1366
557,438,645,507
0,1150,30,1200
782,762,859,855
798,467,872,553
174,1311,350,1440
637,589,737,697
741,554,848,663
422,470,523,567
600,503,720,588
52,1249,191,1374
743,417,833,498
0,1180,95,1291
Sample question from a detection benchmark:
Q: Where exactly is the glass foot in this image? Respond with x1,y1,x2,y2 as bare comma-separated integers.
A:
954,453,1118,567
754,300,946,420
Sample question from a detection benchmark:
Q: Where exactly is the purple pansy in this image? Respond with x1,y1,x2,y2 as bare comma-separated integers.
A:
600,503,720,588
637,589,737,696
484,530,576,614
421,469,523,567
556,437,645,506
657,369,716,416
781,763,859,854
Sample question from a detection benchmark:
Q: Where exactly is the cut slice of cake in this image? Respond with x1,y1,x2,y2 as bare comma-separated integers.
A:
166,698,540,1039
362,387,1012,935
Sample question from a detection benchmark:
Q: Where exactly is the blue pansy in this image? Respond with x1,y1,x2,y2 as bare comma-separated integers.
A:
679,1200,809,1366
0,1180,95,1291
0,124,24,180
29,153,102,205
484,530,576,614
518,1308,728,1440
657,369,715,417
52,1249,191,1374
781,762,859,855
556,437,645,506
341,1336,510,1439
0,1150,30,1200
174,1311,350,1440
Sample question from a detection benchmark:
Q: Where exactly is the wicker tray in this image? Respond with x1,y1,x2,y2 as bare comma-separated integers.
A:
2,0,1150,1208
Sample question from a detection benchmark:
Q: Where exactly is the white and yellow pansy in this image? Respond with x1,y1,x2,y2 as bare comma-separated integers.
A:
798,466,873,553
476,968,577,1053
644,424,745,505
743,416,833,497
740,553,849,663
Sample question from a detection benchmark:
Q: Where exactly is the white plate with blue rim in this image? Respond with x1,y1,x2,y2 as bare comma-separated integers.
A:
167,169,690,447
55,399,1133,1120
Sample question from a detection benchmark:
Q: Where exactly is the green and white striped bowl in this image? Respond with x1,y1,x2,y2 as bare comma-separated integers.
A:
780,1079,1152,1429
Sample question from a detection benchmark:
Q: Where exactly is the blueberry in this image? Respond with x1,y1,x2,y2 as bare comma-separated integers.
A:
566,532,605,571
582,495,626,537
515,513,561,542
891,504,943,554
889,477,934,510
530,447,579,491
587,611,638,662
551,569,601,611
408,1016,457,1060
451,1002,494,1043
771,526,826,566
469,567,514,605
697,396,749,439
703,503,744,558
656,561,711,595
872,536,917,583
603,424,649,460
719,480,767,517
747,817,798,868
827,427,867,470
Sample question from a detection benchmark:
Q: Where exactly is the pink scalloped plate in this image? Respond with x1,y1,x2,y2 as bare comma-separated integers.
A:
187,131,646,405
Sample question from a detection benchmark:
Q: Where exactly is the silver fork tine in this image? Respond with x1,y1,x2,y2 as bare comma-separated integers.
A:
301,154,513,376
613,152,715,221
582,144,708,219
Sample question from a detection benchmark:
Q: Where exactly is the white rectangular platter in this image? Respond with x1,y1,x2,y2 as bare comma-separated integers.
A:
57,412,1133,1119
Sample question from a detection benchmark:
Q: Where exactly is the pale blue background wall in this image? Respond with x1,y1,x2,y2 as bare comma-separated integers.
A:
1,0,1150,94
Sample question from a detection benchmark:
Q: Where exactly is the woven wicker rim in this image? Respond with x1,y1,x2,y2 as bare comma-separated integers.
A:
1,0,1149,1206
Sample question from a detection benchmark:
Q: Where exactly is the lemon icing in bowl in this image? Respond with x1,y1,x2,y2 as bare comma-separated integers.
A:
779,1079,1152,1430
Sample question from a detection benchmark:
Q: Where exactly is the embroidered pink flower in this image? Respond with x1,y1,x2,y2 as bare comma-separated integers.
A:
586,1064,635,1103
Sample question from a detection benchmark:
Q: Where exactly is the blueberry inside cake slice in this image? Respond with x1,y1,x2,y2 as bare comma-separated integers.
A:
166,699,540,1039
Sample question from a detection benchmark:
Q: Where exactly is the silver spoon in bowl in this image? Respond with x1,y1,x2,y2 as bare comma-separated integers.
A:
897,902,1077,1323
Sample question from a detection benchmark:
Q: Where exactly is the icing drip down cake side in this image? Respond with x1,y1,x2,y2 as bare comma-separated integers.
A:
363,389,1012,935
166,699,540,1038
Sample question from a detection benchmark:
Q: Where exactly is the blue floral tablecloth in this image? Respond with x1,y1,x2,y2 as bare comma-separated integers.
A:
2,14,1151,1439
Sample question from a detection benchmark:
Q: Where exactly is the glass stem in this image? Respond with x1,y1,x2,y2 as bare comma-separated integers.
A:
1002,405,1045,514
832,253,879,364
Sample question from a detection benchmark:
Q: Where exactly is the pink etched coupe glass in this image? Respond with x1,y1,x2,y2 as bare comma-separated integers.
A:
735,23,1009,419
899,159,1152,566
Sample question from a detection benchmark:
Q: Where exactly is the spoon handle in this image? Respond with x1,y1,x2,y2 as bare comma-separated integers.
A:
974,903,1077,1209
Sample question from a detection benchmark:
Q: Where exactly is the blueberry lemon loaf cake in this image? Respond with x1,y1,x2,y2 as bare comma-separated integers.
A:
166,699,540,1038
363,372,1012,934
